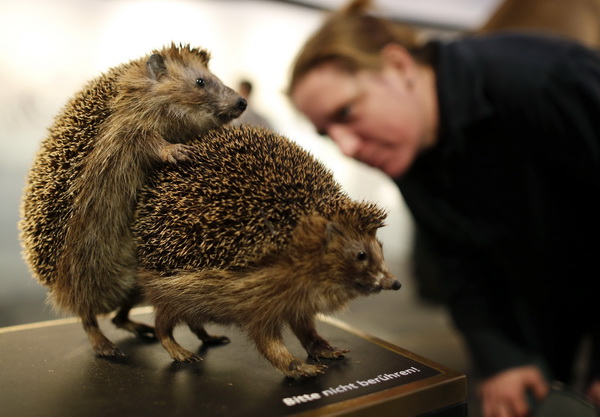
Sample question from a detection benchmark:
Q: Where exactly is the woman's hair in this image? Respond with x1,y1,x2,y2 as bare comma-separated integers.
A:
288,0,424,94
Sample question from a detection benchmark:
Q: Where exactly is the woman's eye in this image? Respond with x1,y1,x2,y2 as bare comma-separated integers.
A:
337,105,351,121
196,78,205,87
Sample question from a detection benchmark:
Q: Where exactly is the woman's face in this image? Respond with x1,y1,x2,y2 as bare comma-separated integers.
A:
291,51,436,178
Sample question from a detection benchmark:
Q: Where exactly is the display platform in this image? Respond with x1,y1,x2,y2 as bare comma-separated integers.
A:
0,308,467,417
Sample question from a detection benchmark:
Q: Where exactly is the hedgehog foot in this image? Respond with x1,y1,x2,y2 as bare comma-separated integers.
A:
83,315,125,357
112,316,156,339
308,339,350,359
155,316,202,362
94,337,126,358
171,349,202,363
286,359,327,378
109,287,155,339
164,339,202,363
189,324,230,346
289,317,349,360
201,335,230,345
250,326,326,378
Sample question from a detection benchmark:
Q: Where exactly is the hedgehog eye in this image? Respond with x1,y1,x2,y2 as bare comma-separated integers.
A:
357,251,367,261
196,78,205,87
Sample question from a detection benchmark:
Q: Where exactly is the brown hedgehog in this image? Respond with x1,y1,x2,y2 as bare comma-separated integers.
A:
19,44,246,357
134,125,401,378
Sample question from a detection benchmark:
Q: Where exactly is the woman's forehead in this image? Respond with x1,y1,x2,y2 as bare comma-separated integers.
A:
293,64,356,122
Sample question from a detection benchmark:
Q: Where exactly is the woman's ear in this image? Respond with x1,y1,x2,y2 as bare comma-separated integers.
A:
380,43,417,87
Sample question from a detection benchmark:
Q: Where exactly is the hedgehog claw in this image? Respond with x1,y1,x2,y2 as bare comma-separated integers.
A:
173,350,202,363
285,359,327,378
314,347,349,359
161,143,193,164
94,340,126,358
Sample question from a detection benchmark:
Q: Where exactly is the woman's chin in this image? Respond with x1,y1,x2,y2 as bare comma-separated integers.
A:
379,153,415,179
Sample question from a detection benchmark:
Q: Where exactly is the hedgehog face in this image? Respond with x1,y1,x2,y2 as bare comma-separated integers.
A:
324,222,401,296
166,64,247,127
145,50,247,133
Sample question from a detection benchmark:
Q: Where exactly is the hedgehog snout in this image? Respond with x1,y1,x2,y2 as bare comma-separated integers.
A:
236,97,248,112
378,272,401,291
218,97,247,122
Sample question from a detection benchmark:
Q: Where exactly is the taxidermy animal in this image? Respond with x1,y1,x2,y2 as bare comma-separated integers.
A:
134,125,401,378
19,43,247,357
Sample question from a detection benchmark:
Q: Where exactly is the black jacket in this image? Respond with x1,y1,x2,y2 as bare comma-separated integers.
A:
396,33,600,381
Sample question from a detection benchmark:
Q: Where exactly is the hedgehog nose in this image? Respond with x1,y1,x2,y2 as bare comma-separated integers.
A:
391,280,401,291
237,98,247,111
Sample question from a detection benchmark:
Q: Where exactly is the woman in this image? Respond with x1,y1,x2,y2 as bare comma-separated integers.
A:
288,1,600,416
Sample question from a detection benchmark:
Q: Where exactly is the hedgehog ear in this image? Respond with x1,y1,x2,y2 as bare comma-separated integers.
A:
365,225,380,237
147,54,167,80
325,221,343,244
364,216,386,237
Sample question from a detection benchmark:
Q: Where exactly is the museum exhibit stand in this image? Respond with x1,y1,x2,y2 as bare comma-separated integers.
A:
0,309,467,416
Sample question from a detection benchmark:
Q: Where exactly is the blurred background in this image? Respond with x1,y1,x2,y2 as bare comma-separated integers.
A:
2,0,599,414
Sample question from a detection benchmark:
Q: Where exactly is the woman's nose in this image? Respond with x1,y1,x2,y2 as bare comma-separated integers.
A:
327,125,362,157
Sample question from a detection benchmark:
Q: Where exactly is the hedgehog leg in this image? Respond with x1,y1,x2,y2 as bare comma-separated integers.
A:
111,287,155,339
247,325,327,378
154,310,201,363
82,312,125,357
188,323,230,346
289,315,349,360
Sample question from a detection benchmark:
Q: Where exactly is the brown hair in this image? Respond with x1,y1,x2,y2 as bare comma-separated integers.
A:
288,0,424,94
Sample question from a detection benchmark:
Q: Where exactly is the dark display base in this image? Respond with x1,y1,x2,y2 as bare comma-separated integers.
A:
0,309,466,417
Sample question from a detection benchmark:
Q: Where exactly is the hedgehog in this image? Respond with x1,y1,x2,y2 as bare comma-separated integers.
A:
19,43,247,357
134,125,401,378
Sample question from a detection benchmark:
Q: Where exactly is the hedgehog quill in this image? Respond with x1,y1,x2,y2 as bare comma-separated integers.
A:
19,44,246,357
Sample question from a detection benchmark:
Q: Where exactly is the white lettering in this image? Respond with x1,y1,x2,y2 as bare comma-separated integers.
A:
281,367,423,406
282,393,321,406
